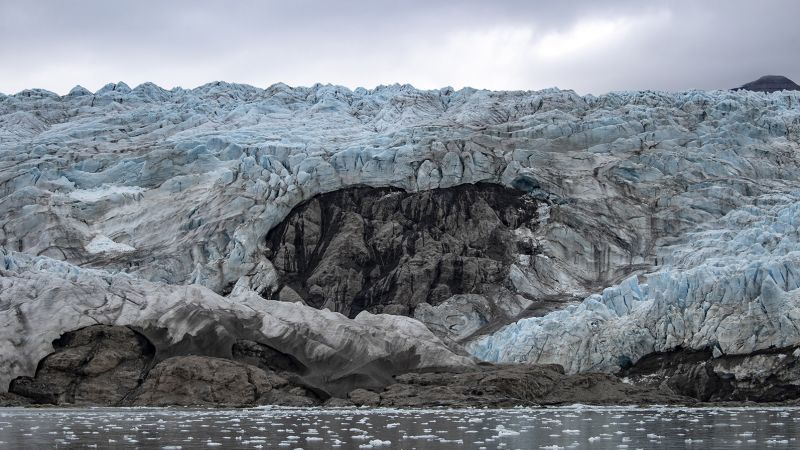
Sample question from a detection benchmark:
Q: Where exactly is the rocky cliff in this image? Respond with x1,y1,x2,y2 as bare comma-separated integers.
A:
2,82,800,405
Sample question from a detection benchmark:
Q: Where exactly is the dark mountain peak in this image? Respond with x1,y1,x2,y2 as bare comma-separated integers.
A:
735,75,800,93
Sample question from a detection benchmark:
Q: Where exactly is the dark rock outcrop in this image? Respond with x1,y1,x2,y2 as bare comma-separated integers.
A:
374,364,689,407
8,325,154,405
6,325,322,407
128,356,320,407
6,325,689,408
621,346,800,402
10,324,800,407
348,388,381,407
0,392,32,406
264,183,540,318
735,75,800,92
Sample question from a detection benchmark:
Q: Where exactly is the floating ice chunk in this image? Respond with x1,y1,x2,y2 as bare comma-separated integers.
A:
403,434,437,439
494,425,521,437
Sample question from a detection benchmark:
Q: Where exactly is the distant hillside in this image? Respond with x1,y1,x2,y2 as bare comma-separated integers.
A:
735,75,800,92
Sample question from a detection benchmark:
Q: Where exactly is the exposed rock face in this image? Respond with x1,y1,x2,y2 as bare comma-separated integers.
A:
9,324,800,407
8,325,154,405
265,183,547,335
736,75,800,92
348,388,381,407
621,347,800,402
0,392,32,406
7,324,694,407
374,365,689,407
5,325,323,407
128,356,319,407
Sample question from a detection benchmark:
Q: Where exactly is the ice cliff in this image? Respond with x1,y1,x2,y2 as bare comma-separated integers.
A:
0,248,473,393
2,81,800,385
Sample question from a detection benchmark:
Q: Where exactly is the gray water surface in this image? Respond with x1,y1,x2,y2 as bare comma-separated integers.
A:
1,406,799,449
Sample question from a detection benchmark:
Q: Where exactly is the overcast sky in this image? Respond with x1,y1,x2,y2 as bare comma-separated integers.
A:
2,0,799,95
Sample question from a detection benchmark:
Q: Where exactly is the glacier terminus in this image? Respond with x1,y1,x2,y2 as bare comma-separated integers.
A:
2,81,800,406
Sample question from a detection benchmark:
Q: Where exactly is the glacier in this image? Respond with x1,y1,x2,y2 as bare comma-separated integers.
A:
468,173,800,372
0,248,473,394
2,81,800,395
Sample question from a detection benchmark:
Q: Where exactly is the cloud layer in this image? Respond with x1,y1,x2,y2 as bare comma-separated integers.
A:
2,0,799,94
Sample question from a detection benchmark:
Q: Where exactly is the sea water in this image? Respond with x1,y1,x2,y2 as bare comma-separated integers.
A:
1,405,798,449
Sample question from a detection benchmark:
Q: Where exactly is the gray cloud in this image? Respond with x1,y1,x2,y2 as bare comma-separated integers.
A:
1,0,798,95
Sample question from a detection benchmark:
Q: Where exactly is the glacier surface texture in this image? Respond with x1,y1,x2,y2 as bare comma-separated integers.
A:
1,81,800,388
